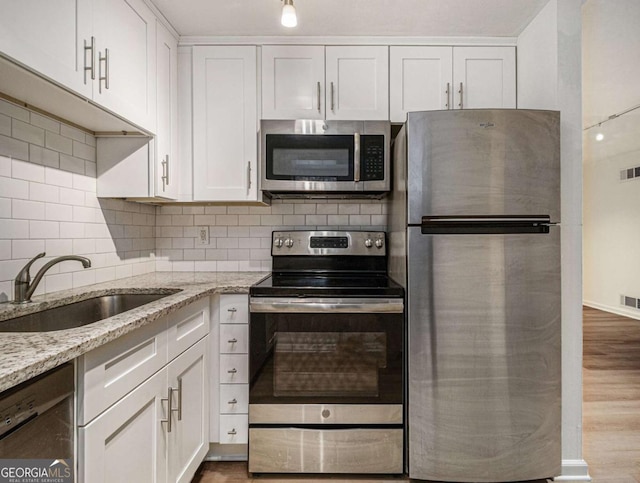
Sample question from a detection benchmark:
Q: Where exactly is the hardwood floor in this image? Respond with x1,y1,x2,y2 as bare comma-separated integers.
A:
583,306,640,482
193,307,640,482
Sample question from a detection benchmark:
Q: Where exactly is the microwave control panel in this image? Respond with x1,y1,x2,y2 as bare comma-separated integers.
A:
360,135,385,181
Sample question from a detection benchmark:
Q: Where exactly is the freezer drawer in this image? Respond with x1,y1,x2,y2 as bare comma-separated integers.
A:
407,226,561,482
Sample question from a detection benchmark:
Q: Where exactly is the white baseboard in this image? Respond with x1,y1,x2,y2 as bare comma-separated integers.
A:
555,459,591,481
583,299,640,321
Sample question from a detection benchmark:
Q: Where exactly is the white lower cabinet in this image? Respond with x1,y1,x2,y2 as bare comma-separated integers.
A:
210,294,250,455
78,297,210,483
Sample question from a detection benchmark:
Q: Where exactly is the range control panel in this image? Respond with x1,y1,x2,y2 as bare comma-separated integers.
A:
272,230,385,256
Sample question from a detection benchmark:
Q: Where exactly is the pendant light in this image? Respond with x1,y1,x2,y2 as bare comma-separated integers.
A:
281,0,297,27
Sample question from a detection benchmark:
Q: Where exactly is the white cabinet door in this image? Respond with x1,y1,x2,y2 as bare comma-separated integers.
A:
167,337,209,483
155,21,178,199
79,368,168,483
192,46,258,201
452,46,516,109
261,45,325,120
93,0,157,131
325,46,389,120
0,0,93,98
389,46,453,122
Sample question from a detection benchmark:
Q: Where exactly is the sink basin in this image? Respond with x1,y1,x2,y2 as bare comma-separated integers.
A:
0,292,180,332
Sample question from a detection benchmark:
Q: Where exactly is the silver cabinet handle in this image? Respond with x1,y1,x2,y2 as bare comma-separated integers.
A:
99,48,109,92
317,81,321,112
228,398,237,405
330,82,335,112
227,428,237,435
161,156,168,191
161,387,174,433
175,378,182,421
228,338,238,344
227,307,237,313
458,82,463,109
84,37,95,83
353,133,360,182
227,368,237,374
445,82,450,109
247,161,251,191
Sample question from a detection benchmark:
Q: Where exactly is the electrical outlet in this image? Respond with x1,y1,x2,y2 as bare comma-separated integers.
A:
197,226,209,245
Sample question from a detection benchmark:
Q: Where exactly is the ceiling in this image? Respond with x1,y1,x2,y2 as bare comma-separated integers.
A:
150,0,551,38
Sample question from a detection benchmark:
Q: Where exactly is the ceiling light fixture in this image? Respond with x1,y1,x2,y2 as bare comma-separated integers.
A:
281,0,297,28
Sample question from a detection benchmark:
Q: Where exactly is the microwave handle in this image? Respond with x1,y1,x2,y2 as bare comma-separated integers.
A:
354,133,360,182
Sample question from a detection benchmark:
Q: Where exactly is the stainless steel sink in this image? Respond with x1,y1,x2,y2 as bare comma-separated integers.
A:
0,292,180,332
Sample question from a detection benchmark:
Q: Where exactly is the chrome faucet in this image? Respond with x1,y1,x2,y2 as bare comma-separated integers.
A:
13,252,92,304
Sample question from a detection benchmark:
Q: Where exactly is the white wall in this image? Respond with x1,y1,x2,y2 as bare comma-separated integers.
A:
583,0,640,320
0,99,156,302
518,0,587,479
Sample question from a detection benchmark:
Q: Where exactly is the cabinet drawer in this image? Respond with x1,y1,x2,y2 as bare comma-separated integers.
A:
219,324,248,354
219,384,249,414
219,295,248,324
167,297,210,360
219,414,248,444
219,354,248,384
77,316,168,426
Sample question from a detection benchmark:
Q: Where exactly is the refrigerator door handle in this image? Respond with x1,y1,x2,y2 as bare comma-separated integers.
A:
419,215,552,234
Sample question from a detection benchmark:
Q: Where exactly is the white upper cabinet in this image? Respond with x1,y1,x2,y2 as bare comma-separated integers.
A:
262,45,389,121
390,46,453,122
0,0,93,98
452,46,516,110
325,46,389,120
192,46,258,201
390,46,516,122
155,21,179,199
92,0,157,131
0,0,157,132
262,45,325,120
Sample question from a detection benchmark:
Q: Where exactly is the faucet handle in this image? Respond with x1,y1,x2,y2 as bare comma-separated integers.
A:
16,252,46,283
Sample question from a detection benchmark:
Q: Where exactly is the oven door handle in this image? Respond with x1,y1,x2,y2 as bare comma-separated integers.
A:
249,297,404,314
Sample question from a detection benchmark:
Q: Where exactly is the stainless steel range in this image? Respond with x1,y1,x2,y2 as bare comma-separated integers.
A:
248,230,404,475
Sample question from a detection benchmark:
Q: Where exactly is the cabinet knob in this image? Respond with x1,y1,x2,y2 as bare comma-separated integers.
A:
228,398,238,405
227,428,237,435
227,307,237,313
227,368,237,374
228,338,238,344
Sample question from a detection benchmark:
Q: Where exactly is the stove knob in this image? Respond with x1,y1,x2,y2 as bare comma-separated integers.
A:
274,237,284,248
365,238,373,248
285,238,294,248
375,238,384,249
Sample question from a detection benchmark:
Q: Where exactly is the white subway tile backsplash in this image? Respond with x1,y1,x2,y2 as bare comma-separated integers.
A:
46,239,74,256
338,203,360,215
30,112,60,134
12,158,44,183
0,198,10,218
45,167,73,187
12,119,44,146
59,222,85,239
72,173,96,192
29,145,60,168
29,182,59,203
0,155,11,177
0,177,29,199
30,220,59,239
0,219,29,239
44,272,73,293
73,206,95,223
0,240,11,260
205,206,227,215
60,154,86,175
238,214,261,226
0,114,11,136
72,140,96,162
45,131,73,155
73,238,96,255
0,100,29,122
13,199,45,220
293,204,316,215
73,268,95,288
60,124,86,143
11,239,45,259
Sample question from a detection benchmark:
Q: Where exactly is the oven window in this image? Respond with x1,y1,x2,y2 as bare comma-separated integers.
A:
249,312,403,404
266,134,354,181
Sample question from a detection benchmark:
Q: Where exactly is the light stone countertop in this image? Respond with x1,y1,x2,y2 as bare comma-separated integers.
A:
0,272,268,392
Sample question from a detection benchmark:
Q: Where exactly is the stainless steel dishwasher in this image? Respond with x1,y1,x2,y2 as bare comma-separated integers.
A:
0,363,74,460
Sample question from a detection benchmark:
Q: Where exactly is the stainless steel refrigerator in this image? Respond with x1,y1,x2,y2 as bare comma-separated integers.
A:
388,109,561,482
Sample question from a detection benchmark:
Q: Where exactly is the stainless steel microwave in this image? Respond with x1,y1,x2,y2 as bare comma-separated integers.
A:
260,120,391,197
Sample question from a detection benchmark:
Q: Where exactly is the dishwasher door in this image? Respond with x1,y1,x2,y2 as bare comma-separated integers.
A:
0,363,74,460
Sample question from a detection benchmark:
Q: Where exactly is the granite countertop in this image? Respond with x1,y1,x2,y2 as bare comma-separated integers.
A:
0,272,268,392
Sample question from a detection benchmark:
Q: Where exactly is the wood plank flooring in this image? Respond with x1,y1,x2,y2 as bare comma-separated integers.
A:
193,307,640,482
583,306,640,482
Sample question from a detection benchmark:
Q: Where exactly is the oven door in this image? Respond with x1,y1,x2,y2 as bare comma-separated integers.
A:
249,297,404,422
